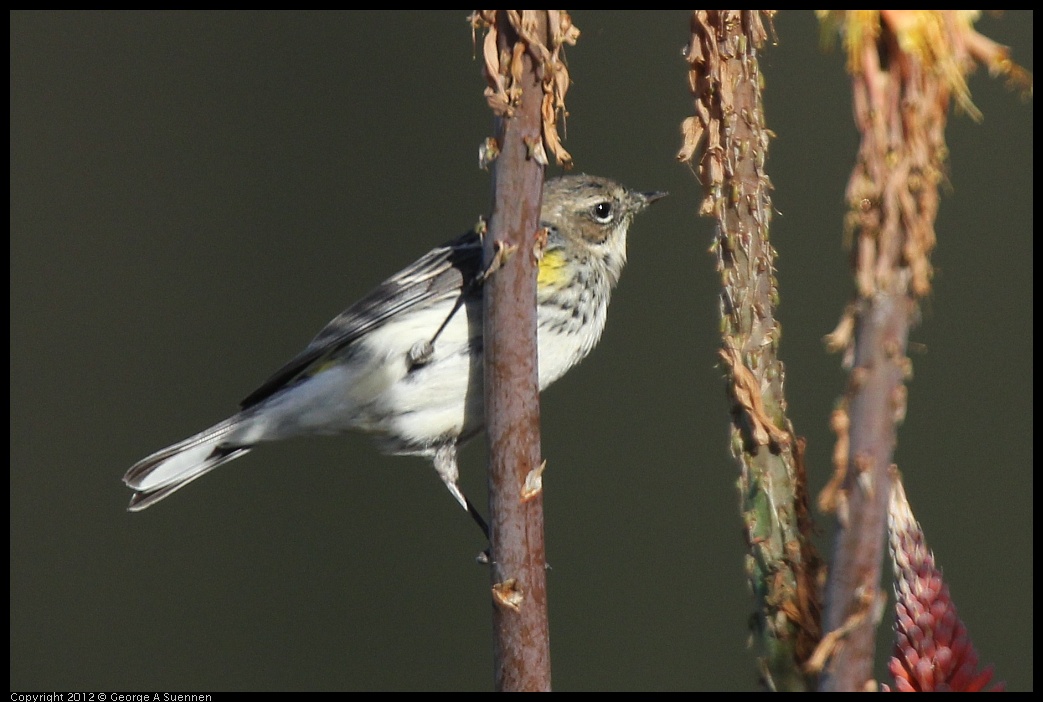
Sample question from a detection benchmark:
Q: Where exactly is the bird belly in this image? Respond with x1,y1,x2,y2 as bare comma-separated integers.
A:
355,303,482,453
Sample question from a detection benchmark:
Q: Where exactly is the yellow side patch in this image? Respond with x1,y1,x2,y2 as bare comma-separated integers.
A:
538,249,569,288
307,355,340,378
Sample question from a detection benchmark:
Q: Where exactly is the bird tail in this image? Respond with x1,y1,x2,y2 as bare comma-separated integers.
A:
123,417,251,511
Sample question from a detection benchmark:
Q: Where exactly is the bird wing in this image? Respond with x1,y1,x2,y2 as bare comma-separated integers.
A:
240,229,483,409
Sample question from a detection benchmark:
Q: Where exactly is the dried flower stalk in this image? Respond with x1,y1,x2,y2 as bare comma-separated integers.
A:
815,11,1031,691
471,10,579,168
678,10,823,691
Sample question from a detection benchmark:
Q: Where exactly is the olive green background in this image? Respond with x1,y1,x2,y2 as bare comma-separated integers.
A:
10,11,1032,691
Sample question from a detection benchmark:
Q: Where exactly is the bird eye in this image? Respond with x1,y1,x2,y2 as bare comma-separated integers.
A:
592,201,613,223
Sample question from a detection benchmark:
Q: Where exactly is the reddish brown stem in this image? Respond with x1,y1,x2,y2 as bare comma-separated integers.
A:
482,11,551,693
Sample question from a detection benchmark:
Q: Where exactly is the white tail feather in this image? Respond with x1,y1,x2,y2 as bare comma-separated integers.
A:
124,418,250,510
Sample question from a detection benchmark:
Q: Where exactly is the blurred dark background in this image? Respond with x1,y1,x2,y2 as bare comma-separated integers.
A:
10,11,1032,691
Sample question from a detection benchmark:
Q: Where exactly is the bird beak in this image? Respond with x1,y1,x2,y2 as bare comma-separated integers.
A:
635,190,668,211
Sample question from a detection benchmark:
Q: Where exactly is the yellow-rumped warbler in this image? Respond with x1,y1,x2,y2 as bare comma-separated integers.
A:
123,175,665,528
